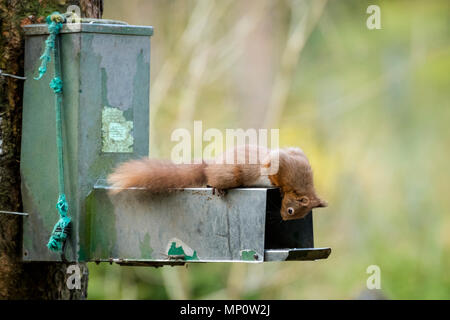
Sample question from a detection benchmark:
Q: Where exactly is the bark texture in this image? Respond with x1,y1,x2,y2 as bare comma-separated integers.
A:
0,0,102,300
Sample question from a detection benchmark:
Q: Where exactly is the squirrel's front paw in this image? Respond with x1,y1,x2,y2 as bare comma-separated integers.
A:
208,185,228,197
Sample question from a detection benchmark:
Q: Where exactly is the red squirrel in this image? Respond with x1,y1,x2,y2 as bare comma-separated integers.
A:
107,145,327,220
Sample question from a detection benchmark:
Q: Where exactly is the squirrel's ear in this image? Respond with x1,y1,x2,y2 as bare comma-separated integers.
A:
261,150,280,176
261,157,271,168
313,198,328,208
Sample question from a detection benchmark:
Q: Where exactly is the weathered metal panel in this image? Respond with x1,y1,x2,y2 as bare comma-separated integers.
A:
86,183,268,263
21,23,151,262
85,183,331,265
21,32,81,262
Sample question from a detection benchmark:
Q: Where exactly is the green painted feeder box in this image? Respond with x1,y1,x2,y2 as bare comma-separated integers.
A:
86,184,331,265
21,21,153,262
21,20,330,265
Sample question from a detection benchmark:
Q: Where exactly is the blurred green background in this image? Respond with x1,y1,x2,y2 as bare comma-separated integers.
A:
87,0,450,299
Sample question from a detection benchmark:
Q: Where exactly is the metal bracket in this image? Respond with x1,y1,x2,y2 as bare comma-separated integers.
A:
264,248,332,261
0,69,27,80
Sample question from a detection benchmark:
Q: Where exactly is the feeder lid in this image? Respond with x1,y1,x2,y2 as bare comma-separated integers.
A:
23,18,153,36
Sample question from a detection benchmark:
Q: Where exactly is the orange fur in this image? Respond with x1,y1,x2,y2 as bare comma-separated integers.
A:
107,145,327,220
107,159,206,194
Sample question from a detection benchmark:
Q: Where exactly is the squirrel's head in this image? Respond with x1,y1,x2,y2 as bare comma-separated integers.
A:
280,191,328,221
265,147,328,220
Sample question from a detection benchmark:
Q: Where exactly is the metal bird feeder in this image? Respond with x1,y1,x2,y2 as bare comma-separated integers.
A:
19,19,330,266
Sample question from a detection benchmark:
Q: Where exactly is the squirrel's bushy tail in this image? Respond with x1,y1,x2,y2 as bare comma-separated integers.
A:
107,158,207,194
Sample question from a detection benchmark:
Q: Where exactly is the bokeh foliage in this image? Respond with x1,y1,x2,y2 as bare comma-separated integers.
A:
88,0,450,299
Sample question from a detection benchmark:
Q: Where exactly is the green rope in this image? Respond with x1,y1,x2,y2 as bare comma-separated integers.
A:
50,77,63,93
34,12,71,253
34,14,63,80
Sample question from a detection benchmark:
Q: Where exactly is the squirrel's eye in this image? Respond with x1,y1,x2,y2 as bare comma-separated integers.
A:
287,207,294,215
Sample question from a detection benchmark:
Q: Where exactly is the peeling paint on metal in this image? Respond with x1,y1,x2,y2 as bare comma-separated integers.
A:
240,249,257,261
101,106,134,153
167,238,198,261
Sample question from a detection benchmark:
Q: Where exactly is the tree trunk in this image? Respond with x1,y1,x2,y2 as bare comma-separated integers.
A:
0,0,102,300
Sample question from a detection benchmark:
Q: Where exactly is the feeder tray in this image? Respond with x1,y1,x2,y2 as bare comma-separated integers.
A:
84,181,331,266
